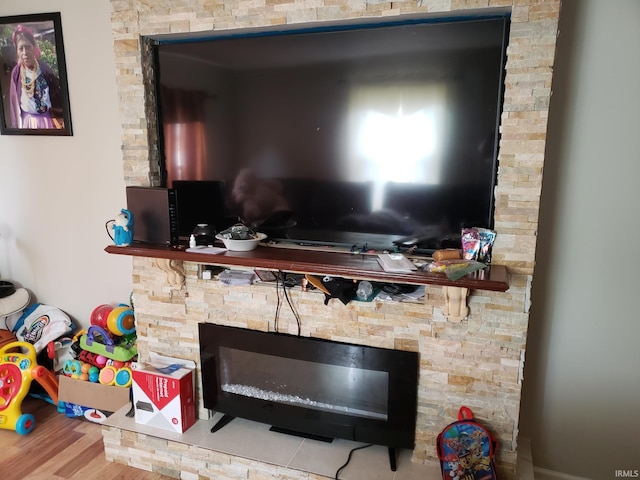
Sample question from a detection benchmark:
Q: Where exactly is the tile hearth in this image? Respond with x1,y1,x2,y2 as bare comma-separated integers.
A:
103,405,442,480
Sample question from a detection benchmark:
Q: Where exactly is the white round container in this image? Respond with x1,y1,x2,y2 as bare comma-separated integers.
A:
216,232,267,251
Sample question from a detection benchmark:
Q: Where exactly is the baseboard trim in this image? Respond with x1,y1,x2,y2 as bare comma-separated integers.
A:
533,466,592,480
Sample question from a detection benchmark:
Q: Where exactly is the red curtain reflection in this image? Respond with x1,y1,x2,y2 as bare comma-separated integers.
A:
161,87,207,184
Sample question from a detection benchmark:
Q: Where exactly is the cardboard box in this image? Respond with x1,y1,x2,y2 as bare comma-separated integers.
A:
131,352,196,433
58,374,131,412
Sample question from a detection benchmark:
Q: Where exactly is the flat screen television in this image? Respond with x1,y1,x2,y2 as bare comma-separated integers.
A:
149,14,509,253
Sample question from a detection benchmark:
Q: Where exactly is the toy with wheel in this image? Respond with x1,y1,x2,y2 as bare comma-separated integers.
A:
0,341,59,435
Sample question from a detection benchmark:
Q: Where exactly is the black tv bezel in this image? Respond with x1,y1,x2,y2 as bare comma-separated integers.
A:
198,323,419,449
147,13,510,252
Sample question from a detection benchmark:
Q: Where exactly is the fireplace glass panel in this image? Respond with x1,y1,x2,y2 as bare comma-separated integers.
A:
219,346,389,421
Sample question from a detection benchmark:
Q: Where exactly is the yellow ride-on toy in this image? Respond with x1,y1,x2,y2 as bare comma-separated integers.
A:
0,341,59,434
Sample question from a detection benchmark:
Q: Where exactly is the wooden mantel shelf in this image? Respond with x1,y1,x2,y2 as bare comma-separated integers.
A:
105,243,509,292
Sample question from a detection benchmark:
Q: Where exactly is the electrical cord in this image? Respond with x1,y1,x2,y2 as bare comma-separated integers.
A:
281,273,302,336
334,443,374,479
273,270,283,332
272,271,302,335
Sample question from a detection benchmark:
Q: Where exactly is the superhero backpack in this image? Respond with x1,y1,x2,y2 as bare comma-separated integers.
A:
437,406,498,480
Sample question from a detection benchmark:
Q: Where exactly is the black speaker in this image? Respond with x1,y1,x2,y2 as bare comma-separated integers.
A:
126,186,179,246
172,180,227,236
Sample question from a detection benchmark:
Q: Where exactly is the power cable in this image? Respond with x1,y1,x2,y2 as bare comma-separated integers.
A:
273,270,283,332
334,443,374,479
281,273,301,336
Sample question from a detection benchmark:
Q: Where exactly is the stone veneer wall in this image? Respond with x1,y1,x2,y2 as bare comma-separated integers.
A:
105,1,561,479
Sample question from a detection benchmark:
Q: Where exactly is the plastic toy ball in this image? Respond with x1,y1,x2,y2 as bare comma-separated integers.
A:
88,366,99,383
95,355,108,368
90,304,114,330
109,360,125,369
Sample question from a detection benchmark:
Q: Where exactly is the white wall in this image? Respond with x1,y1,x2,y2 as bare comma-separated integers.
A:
1,1,638,478
0,1,132,326
520,0,640,478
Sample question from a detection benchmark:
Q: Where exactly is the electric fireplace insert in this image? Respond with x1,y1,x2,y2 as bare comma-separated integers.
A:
198,323,419,470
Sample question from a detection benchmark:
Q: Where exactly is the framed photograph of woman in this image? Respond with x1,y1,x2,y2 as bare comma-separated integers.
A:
0,12,72,135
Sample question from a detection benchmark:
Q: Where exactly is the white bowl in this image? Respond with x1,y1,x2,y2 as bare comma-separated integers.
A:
216,232,267,251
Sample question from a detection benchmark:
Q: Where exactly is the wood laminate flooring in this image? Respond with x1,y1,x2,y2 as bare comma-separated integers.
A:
0,396,172,480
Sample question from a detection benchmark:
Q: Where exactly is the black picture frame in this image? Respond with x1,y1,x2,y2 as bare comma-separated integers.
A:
0,12,72,136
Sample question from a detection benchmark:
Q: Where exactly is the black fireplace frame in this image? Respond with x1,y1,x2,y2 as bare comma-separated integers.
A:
199,323,419,456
